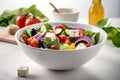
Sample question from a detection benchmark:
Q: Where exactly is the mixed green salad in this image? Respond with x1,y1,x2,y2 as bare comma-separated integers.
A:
20,23,100,50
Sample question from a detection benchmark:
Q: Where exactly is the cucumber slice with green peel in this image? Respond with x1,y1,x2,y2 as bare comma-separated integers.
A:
65,29,70,36
40,25,46,33
26,28,32,37
21,30,29,38
20,36,26,44
59,44,69,50
40,23,52,32
55,28,62,35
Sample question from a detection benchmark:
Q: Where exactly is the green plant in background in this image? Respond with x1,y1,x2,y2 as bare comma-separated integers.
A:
96,18,120,47
0,5,49,27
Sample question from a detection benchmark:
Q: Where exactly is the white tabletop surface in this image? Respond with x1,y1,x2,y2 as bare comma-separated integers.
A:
0,18,120,80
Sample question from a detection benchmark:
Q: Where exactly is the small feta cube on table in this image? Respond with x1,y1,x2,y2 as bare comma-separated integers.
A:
17,66,29,77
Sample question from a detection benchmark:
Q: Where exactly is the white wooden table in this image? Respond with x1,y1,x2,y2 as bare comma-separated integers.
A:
0,18,120,80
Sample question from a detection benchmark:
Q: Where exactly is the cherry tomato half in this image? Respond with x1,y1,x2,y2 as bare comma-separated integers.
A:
56,25,66,31
51,45,58,50
58,35,67,43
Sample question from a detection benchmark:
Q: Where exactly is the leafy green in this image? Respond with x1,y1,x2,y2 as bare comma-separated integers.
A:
84,30,93,37
91,32,100,44
43,23,53,31
84,30,100,44
44,39,59,48
103,26,118,39
0,5,49,27
112,32,120,47
96,18,120,47
96,18,108,28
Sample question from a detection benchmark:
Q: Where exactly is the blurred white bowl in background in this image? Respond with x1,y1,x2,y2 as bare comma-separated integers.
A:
52,8,79,22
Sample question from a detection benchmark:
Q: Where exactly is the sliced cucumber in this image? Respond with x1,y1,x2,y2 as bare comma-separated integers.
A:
55,28,62,35
26,28,32,37
59,44,69,50
20,36,26,44
21,30,29,38
65,29,70,36
40,25,46,33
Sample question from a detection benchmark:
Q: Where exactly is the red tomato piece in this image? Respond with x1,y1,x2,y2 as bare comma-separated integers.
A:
27,37,33,45
51,45,58,50
65,39,72,45
85,44,91,47
21,35,28,44
79,29,84,36
56,25,66,31
58,35,67,43
30,38,38,48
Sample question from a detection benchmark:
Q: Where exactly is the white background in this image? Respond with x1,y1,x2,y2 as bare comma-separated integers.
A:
0,0,120,18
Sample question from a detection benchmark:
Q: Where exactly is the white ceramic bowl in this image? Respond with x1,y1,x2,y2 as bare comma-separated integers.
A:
15,22,107,70
52,8,79,22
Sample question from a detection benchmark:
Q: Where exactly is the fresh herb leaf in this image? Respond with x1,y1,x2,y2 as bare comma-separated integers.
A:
103,26,118,39
44,39,59,48
91,32,100,44
43,23,52,31
112,32,120,47
96,18,108,28
84,30,93,37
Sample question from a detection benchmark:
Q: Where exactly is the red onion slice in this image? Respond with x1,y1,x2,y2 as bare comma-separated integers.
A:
32,32,41,39
74,36,93,45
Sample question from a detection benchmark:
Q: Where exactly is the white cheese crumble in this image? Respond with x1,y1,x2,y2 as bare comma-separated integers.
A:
69,30,79,37
44,32,56,41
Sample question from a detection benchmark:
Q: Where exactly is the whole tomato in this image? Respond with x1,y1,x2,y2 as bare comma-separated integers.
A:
25,16,41,26
16,14,26,28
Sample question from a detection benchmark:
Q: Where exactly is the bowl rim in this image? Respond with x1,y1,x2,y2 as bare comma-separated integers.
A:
52,8,80,14
15,21,107,52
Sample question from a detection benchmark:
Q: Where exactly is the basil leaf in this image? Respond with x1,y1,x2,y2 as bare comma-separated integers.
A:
112,32,120,47
103,26,118,39
96,18,108,28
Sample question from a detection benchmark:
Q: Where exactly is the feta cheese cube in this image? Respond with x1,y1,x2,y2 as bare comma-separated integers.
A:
69,30,79,37
75,43,86,49
18,66,29,77
44,32,56,41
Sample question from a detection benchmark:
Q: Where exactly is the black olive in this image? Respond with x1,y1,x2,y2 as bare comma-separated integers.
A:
31,28,38,36
38,40,43,48
38,40,48,48
42,42,48,48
